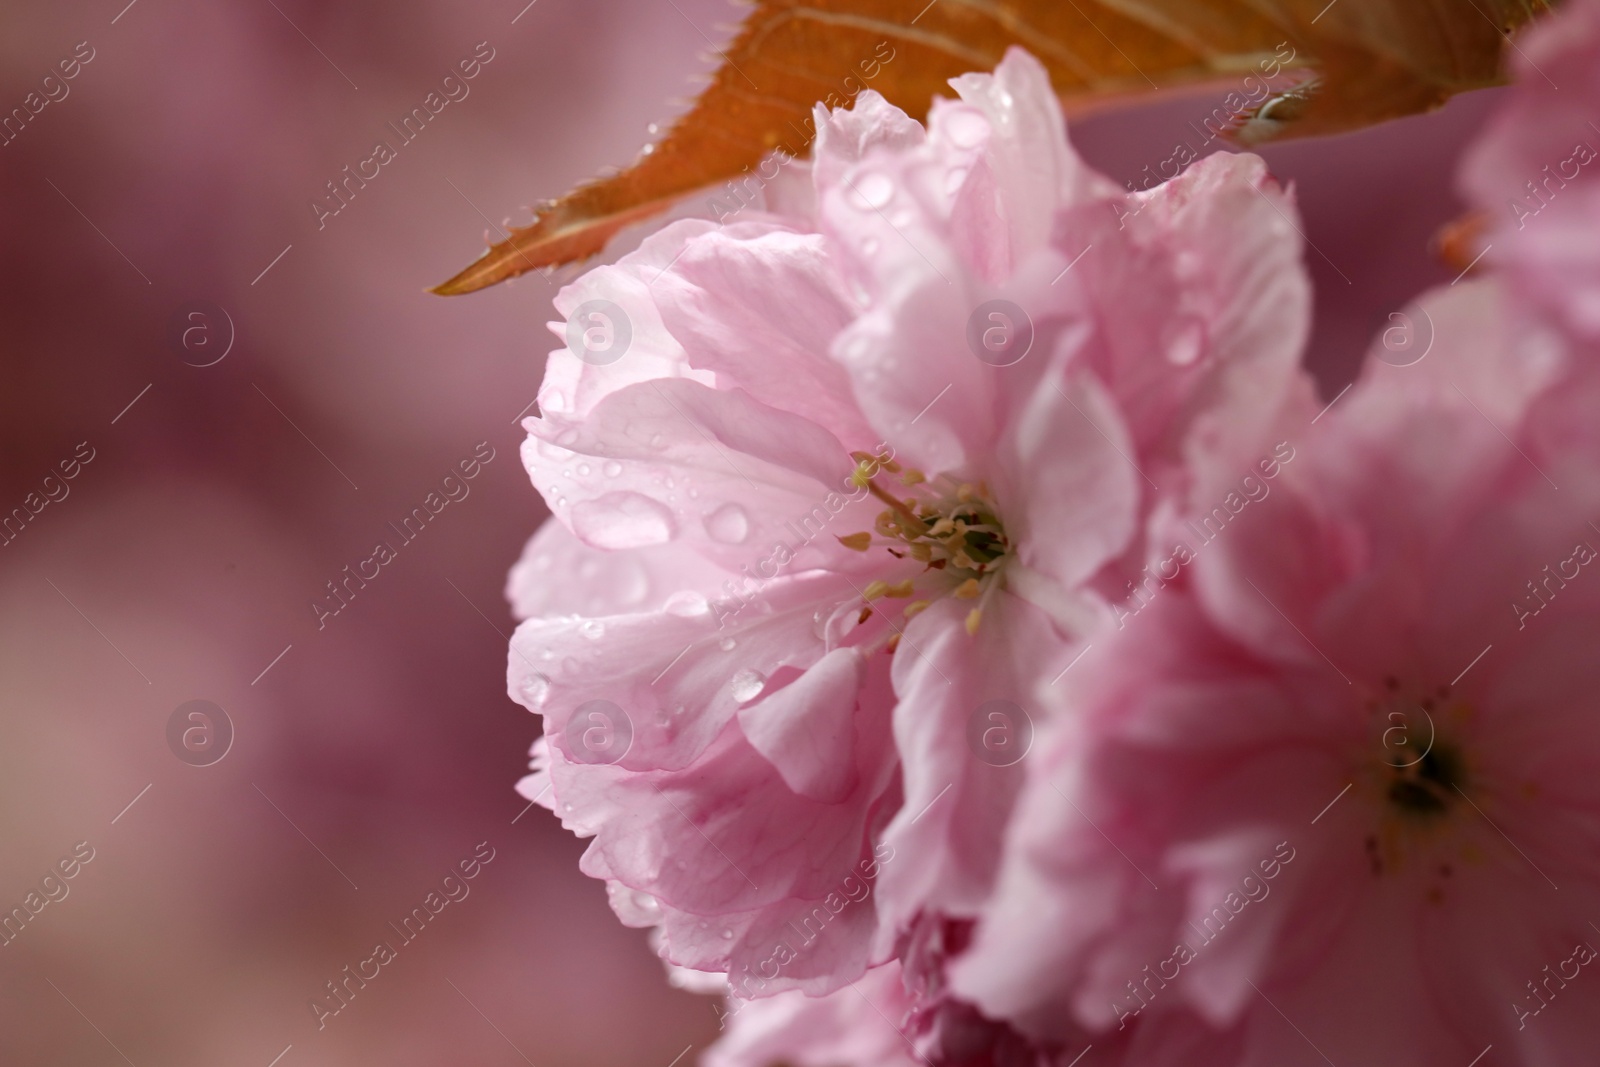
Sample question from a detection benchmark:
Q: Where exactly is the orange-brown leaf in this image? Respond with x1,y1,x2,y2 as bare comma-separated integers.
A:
433,0,1552,296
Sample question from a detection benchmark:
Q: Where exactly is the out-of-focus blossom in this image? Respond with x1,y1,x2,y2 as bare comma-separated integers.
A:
506,46,1314,1016
1460,0,1600,344
953,271,1600,1065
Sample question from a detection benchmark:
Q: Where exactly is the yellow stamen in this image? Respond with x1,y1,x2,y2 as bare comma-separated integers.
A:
887,633,902,652
885,579,915,598
901,469,927,486
863,580,890,601
965,608,983,635
838,532,873,552
904,599,931,618
954,578,982,599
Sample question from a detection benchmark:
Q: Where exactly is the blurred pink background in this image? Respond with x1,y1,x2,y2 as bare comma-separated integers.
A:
0,2,1500,1064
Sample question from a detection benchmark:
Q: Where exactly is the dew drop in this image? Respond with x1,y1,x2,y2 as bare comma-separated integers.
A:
579,619,606,641
570,492,677,549
1165,322,1205,367
944,108,988,149
719,637,737,652
544,390,570,413
521,673,552,707
853,171,894,209
705,502,751,544
664,590,711,617
840,335,874,363
729,668,767,703
631,890,663,919
603,460,624,478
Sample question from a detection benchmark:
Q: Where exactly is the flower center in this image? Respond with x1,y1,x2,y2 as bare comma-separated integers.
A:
838,452,1013,636
1385,740,1465,817
1361,679,1480,891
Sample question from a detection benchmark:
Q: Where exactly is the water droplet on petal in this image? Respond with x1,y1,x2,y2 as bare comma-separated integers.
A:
729,669,767,703
944,108,989,149
664,590,710,617
1165,322,1205,366
570,492,677,549
543,390,570,413
853,171,894,210
631,890,662,919
580,619,606,640
841,335,873,363
521,673,552,707
719,637,737,652
721,929,734,940
705,502,751,544
603,460,623,478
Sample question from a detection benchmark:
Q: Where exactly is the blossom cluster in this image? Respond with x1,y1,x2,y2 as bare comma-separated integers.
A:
505,2,1600,1063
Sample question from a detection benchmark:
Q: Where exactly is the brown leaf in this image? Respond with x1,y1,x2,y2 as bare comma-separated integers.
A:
433,0,1552,296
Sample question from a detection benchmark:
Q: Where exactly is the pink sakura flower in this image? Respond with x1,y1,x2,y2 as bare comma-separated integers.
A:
506,48,1313,1007
708,945,1240,1067
1459,0,1600,345
952,270,1600,1065
706,961,923,1067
